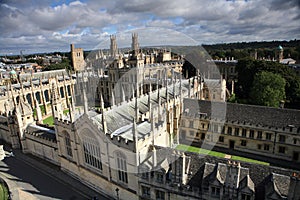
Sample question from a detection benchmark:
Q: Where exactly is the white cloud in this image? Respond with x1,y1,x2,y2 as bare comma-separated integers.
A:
0,0,299,55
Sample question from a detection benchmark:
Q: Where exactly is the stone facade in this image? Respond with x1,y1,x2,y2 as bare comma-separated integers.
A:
180,99,300,164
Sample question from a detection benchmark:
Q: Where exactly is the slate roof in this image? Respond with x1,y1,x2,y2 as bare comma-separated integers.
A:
183,99,300,129
91,79,190,140
26,124,56,141
180,150,298,196
139,146,298,198
0,115,7,126
271,173,290,197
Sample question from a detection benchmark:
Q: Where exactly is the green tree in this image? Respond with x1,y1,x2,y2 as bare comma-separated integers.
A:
250,71,286,107
235,58,300,108
43,58,71,71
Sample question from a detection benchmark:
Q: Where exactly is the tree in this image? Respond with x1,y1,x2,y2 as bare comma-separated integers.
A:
43,58,71,71
250,71,286,107
235,58,300,108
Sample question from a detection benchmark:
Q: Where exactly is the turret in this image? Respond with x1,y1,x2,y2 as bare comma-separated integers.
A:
51,82,63,119
110,35,118,59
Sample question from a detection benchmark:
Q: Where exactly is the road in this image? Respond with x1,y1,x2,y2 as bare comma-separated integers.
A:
0,153,91,200
0,148,111,200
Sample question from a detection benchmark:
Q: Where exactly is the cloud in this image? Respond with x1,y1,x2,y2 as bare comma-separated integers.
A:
0,0,299,55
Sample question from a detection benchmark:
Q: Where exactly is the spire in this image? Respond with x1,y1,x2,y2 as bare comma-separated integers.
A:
148,71,152,114
4,101,9,116
179,73,182,100
165,69,168,103
132,117,137,138
83,86,88,114
193,77,197,99
148,69,152,93
68,101,74,122
136,68,140,98
10,83,16,108
157,75,160,98
71,95,76,112
100,92,105,109
141,68,145,95
135,83,139,122
20,78,25,101
121,85,125,103
51,82,59,102
188,78,191,98
151,110,155,146
100,93,108,134
131,83,135,99
157,86,161,120
111,89,115,106
51,81,63,119
35,97,42,123
172,69,176,98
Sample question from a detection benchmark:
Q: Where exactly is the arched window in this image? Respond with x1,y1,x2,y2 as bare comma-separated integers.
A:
60,87,65,98
44,90,49,102
116,151,128,183
64,132,72,157
82,134,102,170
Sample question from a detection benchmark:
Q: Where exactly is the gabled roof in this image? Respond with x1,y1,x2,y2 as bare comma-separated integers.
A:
203,162,227,185
239,175,255,192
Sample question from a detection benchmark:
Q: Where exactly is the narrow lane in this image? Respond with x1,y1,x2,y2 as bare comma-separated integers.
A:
0,155,88,200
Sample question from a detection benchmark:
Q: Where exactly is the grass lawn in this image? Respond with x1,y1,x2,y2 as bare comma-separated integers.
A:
0,182,9,200
231,155,269,165
176,144,269,166
42,109,73,126
43,116,54,126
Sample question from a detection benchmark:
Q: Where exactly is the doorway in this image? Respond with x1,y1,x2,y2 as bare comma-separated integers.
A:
293,152,299,161
229,140,235,149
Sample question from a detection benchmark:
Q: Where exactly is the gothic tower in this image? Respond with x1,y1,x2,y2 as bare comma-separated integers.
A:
110,35,118,59
132,33,139,57
70,44,85,71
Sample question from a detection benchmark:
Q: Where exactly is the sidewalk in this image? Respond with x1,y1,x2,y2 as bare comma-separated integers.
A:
12,150,109,200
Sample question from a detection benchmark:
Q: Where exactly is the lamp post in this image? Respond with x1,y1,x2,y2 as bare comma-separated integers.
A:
115,188,119,200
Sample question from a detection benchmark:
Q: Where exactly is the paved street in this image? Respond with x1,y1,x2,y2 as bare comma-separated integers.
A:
0,147,108,200
0,155,88,199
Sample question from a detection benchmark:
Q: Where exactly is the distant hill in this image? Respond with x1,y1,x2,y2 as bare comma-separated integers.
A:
202,39,300,51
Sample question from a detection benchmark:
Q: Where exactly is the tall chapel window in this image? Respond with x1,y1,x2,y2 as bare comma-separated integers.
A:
116,151,128,183
65,132,73,157
82,136,102,170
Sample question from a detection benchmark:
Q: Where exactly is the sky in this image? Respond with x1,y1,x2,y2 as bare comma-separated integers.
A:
0,0,300,55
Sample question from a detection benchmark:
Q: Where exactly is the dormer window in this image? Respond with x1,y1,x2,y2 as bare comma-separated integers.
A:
156,172,164,183
211,186,220,197
241,193,251,200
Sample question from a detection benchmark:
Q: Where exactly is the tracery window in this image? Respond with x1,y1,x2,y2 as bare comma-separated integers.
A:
82,135,102,170
116,151,128,183
64,132,73,157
